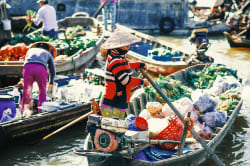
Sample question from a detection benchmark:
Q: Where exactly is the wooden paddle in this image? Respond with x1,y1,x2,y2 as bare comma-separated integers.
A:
42,98,99,141
140,69,224,166
93,0,108,18
237,29,247,37
42,110,93,141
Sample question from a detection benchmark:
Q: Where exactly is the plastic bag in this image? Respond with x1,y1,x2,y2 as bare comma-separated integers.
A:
192,90,218,113
201,110,227,128
209,75,240,95
147,118,171,138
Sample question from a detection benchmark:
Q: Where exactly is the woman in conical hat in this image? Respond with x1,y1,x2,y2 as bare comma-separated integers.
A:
99,28,149,119
22,42,57,118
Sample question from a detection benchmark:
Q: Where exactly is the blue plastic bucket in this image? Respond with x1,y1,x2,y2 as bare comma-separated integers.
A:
0,94,16,123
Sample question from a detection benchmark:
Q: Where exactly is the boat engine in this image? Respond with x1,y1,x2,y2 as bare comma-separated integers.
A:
86,114,128,153
189,29,210,56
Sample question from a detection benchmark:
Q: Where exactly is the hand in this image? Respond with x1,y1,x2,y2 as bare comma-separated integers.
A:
144,64,148,71
140,62,145,69
184,117,194,130
25,16,32,23
15,79,24,87
47,83,54,95
143,79,149,87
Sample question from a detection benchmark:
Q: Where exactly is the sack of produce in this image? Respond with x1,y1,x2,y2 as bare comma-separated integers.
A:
209,75,240,95
192,90,218,113
201,110,227,129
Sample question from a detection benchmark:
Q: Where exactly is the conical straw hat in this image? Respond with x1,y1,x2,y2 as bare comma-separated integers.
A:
101,28,140,49
30,42,57,58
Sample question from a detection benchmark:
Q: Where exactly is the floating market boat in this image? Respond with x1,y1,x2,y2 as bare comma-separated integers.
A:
0,68,104,146
0,14,104,76
114,24,198,76
223,31,250,48
74,64,243,166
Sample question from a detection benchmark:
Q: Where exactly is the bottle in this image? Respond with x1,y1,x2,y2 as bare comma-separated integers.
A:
13,88,20,105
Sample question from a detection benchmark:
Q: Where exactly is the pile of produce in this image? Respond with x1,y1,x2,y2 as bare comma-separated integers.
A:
149,47,181,61
145,75,192,102
187,64,238,89
65,25,86,39
217,88,241,112
2,25,98,62
144,64,241,140
0,43,29,62
9,33,50,46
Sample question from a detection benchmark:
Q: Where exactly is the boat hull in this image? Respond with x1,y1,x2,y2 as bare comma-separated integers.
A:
0,102,91,146
0,16,104,76
82,64,243,166
224,32,250,48
116,24,193,76
126,53,189,76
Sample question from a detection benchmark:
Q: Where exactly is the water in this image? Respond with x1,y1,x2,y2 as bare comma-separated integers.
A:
0,36,250,166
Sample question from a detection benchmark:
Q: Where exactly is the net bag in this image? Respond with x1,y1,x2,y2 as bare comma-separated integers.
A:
151,117,184,150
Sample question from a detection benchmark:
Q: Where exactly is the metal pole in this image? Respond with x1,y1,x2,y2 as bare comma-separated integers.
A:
140,69,224,166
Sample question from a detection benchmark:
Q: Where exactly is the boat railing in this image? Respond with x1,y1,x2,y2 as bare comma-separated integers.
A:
0,61,24,65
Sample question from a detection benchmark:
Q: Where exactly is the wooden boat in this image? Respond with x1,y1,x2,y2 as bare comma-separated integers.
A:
224,31,250,48
0,14,104,76
115,24,196,76
0,68,104,146
76,64,243,166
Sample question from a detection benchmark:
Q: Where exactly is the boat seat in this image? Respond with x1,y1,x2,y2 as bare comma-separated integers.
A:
72,12,89,18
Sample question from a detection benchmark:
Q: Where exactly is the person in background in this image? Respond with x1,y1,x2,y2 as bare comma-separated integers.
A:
100,0,118,32
99,28,149,119
245,13,250,40
22,42,56,118
207,0,226,21
26,0,58,39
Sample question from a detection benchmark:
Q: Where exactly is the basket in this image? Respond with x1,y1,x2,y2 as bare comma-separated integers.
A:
151,117,184,150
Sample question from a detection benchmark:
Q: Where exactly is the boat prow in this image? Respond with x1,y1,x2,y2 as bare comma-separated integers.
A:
224,31,250,48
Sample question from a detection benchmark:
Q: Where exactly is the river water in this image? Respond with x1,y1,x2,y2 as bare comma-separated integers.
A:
0,36,250,166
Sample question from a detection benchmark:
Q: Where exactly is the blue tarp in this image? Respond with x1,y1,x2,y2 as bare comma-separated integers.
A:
134,146,191,161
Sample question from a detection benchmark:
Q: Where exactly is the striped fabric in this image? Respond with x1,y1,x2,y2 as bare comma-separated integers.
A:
101,51,143,109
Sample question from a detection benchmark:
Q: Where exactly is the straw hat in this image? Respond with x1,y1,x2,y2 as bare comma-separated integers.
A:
146,102,163,114
6,3,11,8
30,42,57,58
101,28,140,49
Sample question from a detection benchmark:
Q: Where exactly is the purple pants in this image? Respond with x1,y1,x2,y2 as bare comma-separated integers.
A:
22,64,48,113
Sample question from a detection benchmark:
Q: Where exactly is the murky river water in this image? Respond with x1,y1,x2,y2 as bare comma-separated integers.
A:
0,36,250,166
